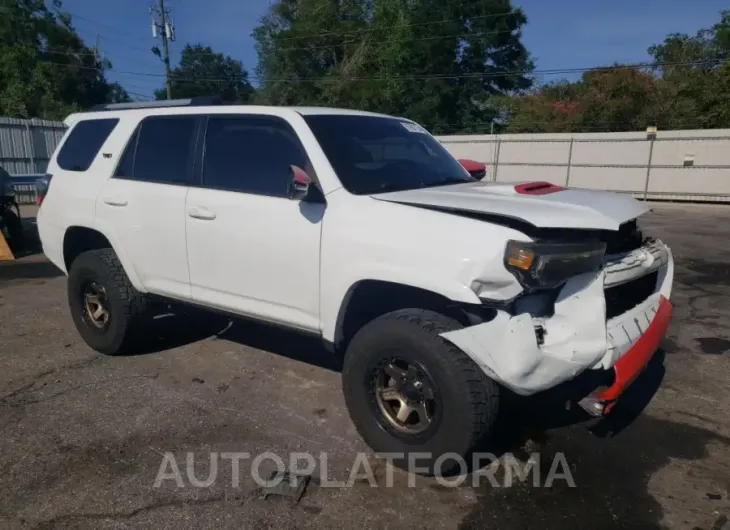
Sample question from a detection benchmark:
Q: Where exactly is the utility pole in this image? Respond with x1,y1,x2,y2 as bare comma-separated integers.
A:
150,0,175,99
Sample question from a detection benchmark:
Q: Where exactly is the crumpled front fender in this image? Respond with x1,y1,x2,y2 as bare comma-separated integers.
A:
441,271,608,395
440,241,673,396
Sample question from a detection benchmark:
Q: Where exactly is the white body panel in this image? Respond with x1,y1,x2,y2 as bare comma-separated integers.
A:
37,102,672,397
96,179,191,299
185,187,323,331
374,181,650,231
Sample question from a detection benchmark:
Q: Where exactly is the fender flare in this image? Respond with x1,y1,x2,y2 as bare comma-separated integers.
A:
322,270,481,344
64,221,146,293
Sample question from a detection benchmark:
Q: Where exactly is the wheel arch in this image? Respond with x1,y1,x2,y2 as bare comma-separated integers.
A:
63,224,145,292
330,279,491,352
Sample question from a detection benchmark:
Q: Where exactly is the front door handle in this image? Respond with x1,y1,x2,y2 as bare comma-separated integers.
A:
103,197,128,207
187,206,217,221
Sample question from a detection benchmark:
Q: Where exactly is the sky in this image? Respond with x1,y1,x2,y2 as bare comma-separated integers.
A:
56,0,728,100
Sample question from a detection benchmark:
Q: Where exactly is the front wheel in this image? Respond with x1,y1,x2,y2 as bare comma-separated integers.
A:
67,248,151,355
342,308,500,476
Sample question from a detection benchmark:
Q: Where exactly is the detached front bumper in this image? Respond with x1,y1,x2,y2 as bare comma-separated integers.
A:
441,239,674,411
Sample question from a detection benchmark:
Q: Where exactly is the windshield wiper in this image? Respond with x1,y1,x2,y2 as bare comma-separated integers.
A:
369,181,411,194
418,177,471,189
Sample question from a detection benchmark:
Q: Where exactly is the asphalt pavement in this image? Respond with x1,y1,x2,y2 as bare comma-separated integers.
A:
0,203,728,529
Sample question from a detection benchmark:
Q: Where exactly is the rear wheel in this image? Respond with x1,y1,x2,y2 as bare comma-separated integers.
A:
342,308,500,476
67,249,151,355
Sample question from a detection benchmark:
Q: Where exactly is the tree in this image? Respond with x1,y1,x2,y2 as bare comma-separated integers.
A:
498,67,668,133
501,9,730,133
154,44,255,102
0,0,130,119
253,0,533,133
647,9,730,129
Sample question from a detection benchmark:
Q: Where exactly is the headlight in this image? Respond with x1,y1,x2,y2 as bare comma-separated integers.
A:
504,239,606,290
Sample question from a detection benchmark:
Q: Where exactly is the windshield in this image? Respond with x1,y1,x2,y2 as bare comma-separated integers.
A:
302,114,473,195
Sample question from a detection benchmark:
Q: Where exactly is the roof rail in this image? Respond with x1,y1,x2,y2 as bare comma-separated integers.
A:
90,96,226,112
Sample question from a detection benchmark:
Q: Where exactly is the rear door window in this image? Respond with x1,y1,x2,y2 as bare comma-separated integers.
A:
56,118,119,172
132,116,198,185
114,115,198,185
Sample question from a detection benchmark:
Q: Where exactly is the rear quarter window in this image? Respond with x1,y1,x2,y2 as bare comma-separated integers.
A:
56,118,119,172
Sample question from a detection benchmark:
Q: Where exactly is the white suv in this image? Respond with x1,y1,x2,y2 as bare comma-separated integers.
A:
37,98,674,473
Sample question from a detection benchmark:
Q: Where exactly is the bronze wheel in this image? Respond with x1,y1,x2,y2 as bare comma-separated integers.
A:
82,281,110,329
374,357,437,434
342,308,500,475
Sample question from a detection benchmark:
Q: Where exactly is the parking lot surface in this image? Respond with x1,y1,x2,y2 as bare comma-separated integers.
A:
0,203,728,529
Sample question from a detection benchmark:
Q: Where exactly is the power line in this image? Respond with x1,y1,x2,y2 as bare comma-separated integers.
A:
275,27,524,53
62,11,142,40
126,90,155,100
37,57,726,83
270,10,522,42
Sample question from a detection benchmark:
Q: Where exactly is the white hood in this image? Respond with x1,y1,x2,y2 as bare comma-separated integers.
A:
372,181,649,231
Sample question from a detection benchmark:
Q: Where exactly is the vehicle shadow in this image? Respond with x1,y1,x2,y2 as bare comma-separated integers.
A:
0,257,63,282
124,312,232,356
474,349,667,465
132,309,342,372
219,318,343,372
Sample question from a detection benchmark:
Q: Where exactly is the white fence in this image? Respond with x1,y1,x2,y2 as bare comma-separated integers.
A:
2,116,730,202
438,129,730,202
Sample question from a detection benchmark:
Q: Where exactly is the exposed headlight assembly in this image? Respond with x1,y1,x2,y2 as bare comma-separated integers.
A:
504,239,606,290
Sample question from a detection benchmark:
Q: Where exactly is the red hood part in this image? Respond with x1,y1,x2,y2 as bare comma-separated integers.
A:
514,181,564,195
458,159,486,173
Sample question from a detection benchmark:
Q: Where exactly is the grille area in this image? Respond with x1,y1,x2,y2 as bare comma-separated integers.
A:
523,219,645,255
601,220,644,255
604,270,658,320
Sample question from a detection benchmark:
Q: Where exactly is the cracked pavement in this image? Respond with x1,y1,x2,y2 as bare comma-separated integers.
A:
0,203,728,529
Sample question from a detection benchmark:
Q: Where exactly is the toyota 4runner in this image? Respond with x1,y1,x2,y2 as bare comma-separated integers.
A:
37,98,674,474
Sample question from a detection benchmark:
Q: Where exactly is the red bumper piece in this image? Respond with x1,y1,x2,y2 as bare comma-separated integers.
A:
595,295,673,403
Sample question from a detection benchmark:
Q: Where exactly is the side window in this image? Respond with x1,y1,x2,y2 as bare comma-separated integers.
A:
56,118,119,172
202,116,309,197
114,128,139,178
127,115,197,184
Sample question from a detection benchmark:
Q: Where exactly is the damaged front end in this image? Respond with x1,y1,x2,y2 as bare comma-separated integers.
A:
441,219,674,415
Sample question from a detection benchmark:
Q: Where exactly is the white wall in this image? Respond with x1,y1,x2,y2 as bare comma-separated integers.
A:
437,129,730,201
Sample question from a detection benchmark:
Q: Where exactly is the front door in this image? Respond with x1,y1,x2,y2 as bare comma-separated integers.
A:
185,115,323,331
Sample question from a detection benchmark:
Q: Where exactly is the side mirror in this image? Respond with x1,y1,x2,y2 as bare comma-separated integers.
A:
288,165,311,200
458,159,487,180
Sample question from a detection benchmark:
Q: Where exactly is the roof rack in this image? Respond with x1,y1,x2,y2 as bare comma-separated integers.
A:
90,96,226,112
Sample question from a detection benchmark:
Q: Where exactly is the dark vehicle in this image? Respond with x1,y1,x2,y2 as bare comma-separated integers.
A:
0,167,24,251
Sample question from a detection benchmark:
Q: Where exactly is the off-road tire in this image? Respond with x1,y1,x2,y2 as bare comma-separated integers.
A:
342,308,500,476
67,248,151,355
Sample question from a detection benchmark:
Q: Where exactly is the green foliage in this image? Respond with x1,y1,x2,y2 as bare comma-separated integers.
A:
0,0,129,119
253,0,533,133
2,0,728,132
153,44,256,102
501,9,730,133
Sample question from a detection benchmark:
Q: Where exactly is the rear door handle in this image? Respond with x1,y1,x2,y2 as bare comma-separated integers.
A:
187,206,217,221
103,197,128,207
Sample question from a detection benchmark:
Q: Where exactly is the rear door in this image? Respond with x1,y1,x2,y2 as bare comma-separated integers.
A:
184,114,324,331
95,114,201,299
